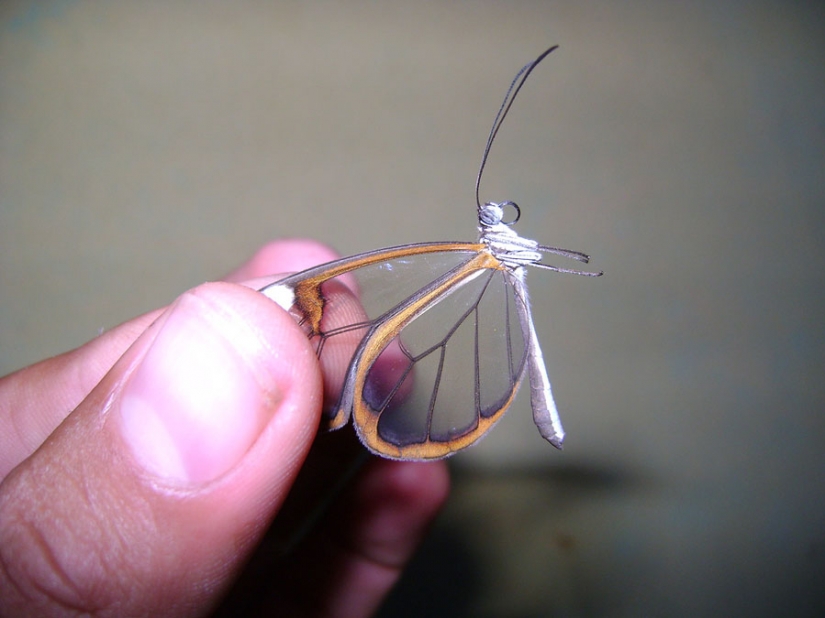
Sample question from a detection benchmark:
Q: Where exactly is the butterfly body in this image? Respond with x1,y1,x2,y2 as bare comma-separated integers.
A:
259,47,600,460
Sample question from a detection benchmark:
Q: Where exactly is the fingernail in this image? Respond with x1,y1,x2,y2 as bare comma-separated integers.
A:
116,291,281,484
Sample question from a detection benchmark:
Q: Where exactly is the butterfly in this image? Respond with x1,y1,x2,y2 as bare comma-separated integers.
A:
260,46,601,461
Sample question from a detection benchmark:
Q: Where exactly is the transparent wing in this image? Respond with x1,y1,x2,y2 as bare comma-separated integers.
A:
344,255,531,460
260,244,532,460
261,243,483,427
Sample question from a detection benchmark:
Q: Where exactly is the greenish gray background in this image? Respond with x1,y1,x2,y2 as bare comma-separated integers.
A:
1,1,823,616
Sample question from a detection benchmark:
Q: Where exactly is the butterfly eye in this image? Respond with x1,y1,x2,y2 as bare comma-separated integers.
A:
479,201,521,227
478,204,503,226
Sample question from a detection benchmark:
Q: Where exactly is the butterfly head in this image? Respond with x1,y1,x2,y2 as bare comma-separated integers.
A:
477,201,545,269
478,200,521,228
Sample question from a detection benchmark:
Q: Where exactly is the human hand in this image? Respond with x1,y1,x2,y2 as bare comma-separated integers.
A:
0,239,450,617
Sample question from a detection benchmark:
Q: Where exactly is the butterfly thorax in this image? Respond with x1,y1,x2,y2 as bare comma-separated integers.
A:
477,202,543,270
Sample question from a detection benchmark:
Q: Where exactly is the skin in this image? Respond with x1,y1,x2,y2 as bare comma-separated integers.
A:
0,239,450,617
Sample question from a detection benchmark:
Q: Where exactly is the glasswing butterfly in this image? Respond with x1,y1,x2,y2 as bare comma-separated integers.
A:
260,46,601,461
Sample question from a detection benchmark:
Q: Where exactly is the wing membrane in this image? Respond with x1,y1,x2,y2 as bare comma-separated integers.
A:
262,244,481,428
347,256,530,460
261,243,537,460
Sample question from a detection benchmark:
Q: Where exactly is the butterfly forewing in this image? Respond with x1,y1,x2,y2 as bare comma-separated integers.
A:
353,251,476,317
264,246,480,427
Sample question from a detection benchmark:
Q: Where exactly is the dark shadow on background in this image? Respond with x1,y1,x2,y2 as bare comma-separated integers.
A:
376,459,647,618
376,520,480,618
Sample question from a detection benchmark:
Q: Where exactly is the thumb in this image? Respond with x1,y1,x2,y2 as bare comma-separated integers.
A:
0,282,322,616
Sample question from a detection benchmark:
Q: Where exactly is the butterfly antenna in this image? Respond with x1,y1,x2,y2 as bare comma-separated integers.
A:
475,45,559,210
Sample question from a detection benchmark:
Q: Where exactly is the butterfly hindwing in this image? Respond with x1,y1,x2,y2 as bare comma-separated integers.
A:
345,253,531,460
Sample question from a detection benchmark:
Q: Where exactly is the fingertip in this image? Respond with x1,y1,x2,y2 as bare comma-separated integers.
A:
274,459,450,617
351,460,450,567
113,282,322,486
368,460,451,516
0,281,326,615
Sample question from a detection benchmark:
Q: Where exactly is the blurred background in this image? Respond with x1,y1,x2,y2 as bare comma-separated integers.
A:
1,1,823,615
